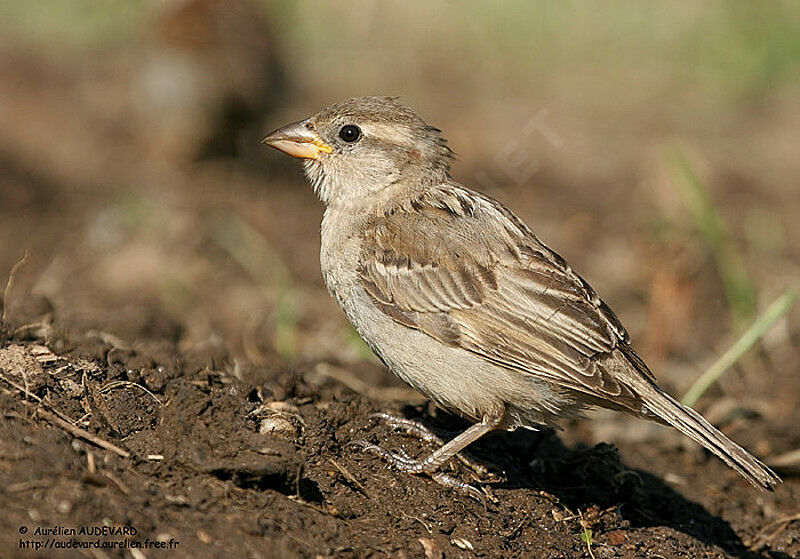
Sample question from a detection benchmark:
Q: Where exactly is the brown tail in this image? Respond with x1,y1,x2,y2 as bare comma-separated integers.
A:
633,379,781,490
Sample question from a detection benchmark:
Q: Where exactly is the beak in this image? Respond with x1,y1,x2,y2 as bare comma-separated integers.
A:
262,119,333,159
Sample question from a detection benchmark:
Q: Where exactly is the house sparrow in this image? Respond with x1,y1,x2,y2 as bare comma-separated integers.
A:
263,96,780,494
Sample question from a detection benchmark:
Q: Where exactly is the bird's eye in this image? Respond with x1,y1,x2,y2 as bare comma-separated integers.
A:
338,125,362,143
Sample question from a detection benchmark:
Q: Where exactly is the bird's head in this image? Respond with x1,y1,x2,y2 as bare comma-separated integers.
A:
263,96,452,205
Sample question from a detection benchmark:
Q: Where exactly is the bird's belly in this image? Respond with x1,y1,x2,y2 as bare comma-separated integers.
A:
340,285,574,429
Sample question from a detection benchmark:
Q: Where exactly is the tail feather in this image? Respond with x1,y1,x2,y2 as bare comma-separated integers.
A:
635,381,781,490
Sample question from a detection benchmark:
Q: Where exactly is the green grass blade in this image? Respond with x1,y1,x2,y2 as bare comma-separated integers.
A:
681,288,798,407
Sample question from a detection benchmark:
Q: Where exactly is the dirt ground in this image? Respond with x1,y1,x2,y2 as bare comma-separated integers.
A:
1,155,798,558
2,5,800,556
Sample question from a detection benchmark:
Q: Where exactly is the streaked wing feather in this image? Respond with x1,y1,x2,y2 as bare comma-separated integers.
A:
358,184,648,406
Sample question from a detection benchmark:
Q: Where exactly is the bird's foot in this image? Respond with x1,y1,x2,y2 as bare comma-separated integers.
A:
347,439,486,502
368,412,497,480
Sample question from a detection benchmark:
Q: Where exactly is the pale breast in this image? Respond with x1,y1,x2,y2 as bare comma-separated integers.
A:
319,205,363,301
340,283,574,428
319,200,578,430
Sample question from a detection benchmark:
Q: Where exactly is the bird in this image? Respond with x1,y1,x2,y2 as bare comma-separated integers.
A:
262,96,780,495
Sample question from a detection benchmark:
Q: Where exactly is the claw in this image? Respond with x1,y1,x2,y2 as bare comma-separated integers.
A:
431,471,486,503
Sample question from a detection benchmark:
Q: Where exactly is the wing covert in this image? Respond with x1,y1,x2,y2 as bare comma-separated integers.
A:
358,184,647,402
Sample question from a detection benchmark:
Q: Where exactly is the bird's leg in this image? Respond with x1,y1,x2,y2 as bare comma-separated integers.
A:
351,408,504,498
368,412,493,477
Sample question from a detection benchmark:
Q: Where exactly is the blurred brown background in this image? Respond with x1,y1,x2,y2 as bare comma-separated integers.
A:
1,0,798,421
2,2,800,557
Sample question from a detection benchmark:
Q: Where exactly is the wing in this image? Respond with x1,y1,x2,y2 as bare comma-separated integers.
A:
358,183,653,410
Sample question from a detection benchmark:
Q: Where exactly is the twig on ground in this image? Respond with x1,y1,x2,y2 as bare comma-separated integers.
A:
329,458,371,498
746,512,800,550
6,479,52,492
101,471,131,495
578,510,596,559
0,370,131,458
682,288,798,407
35,408,131,458
0,369,74,424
